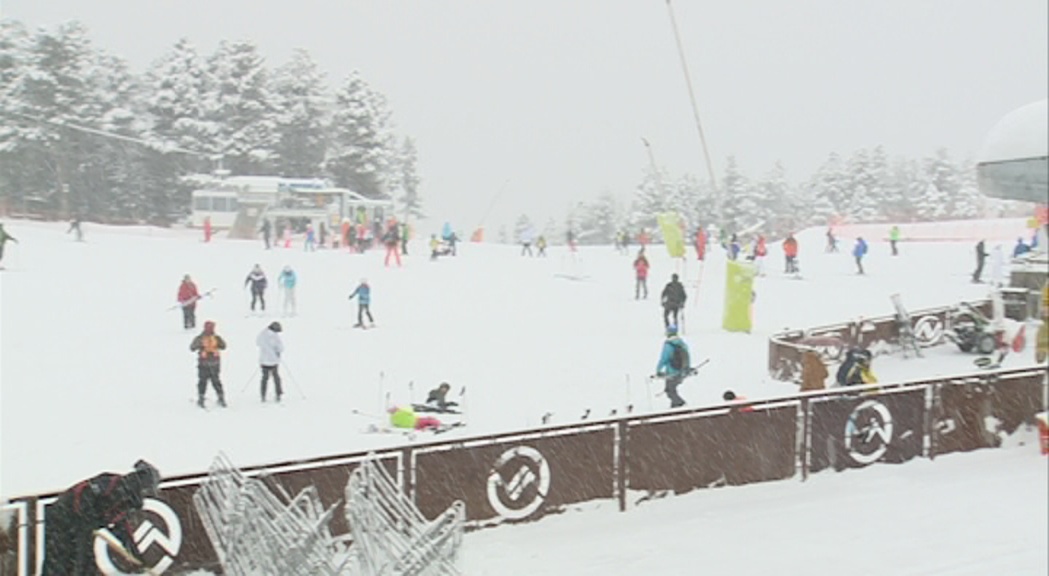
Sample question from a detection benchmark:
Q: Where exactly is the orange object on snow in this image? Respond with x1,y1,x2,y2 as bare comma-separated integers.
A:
1036,412,1049,455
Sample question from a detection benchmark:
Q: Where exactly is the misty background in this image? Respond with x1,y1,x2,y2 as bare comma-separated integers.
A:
1,0,1046,239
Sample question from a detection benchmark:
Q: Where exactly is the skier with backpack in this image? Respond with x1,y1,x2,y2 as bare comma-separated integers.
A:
348,278,375,328
244,264,268,313
654,324,692,408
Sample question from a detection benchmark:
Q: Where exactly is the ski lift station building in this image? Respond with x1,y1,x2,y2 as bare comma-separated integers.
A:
189,175,394,239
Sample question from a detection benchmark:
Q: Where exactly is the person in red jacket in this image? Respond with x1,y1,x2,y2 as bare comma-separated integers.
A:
782,233,799,274
695,228,707,261
633,248,650,299
177,274,200,329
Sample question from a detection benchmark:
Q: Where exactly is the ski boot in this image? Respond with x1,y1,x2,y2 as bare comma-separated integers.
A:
197,396,205,408
218,396,228,408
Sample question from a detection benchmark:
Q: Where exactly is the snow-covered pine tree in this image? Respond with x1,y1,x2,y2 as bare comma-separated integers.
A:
513,214,534,243
271,49,329,177
145,38,216,157
630,164,671,234
720,156,761,234
578,190,620,245
395,137,423,221
809,152,848,222
755,161,792,236
953,158,985,219
206,40,278,174
915,148,957,221
325,71,396,198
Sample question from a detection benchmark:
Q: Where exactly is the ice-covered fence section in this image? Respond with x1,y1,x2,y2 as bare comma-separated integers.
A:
192,452,354,576
346,455,464,576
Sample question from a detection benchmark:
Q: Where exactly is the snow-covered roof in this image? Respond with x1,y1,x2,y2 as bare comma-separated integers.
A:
978,99,1048,163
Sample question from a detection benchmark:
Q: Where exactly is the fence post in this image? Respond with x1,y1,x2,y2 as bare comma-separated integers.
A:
925,383,938,460
800,398,810,481
617,420,627,512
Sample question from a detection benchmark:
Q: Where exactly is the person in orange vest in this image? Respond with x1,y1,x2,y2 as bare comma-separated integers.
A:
190,320,227,408
783,233,799,274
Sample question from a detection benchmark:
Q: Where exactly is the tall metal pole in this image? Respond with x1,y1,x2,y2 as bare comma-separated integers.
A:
665,0,720,223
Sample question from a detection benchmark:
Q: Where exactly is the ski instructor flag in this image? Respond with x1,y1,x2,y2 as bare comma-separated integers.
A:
723,260,757,333
657,213,686,258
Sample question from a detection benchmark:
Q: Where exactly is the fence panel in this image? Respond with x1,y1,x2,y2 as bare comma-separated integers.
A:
808,388,926,473
626,405,796,497
412,427,616,527
934,370,1046,455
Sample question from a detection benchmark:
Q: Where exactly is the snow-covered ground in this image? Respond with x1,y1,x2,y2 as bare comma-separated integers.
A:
462,433,1048,576
0,217,1040,500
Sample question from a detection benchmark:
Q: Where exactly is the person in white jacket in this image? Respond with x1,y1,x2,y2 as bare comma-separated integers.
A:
256,322,284,402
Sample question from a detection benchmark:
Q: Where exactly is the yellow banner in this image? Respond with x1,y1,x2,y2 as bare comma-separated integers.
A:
657,212,686,258
722,260,757,333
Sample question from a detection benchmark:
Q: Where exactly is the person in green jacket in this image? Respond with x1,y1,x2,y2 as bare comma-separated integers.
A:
388,406,441,431
0,222,18,266
889,225,900,256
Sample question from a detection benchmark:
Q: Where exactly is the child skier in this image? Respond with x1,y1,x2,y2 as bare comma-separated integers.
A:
348,278,375,328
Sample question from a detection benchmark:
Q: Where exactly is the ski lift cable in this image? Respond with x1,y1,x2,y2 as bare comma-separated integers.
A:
0,108,218,160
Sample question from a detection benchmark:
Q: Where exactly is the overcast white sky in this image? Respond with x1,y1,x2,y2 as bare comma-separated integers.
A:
2,1,1046,229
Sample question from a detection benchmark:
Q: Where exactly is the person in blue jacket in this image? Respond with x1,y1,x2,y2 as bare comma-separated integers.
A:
348,278,374,328
853,236,869,275
655,324,691,408
1012,237,1031,258
278,265,297,316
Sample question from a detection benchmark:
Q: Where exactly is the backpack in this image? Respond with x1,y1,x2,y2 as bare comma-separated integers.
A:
669,341,689,371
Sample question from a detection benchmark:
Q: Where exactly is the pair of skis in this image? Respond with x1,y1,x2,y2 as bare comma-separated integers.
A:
354,379,467,436
169,288,217,310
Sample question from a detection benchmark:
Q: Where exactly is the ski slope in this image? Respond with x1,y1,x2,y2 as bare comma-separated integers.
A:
461,434,1048,576
0,218,1040,499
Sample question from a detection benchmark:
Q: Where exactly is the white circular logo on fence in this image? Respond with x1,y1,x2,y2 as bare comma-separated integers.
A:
913,316,944,346
844,400,894,465
486,446,551,520
95,498,183,575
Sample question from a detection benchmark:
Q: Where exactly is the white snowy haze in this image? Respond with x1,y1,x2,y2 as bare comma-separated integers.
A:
2,0,1047,227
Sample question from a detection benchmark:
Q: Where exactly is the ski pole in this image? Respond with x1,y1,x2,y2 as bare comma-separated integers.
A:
239,366,260,394
280,359,307,399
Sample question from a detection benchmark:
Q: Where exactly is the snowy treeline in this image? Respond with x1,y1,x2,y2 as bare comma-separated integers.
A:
0,20,423,224
557,148,1029,245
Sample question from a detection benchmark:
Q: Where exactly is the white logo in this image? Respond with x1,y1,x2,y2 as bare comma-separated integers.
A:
95,498,183,575
844,400,894,465
486,446,551,520
912,316,944,346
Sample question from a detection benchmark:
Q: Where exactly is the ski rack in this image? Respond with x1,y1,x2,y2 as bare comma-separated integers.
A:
345,454,465,576
192,452,355,575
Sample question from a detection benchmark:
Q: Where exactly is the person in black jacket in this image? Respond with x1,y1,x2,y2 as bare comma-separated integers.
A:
661,273,688,328
191,320,228,407
41,460,161,575
972,239,988,283
245,264,268,312
425,382,459,411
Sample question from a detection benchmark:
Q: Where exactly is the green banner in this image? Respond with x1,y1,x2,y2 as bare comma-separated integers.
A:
657,212,686,258
723,260,757,332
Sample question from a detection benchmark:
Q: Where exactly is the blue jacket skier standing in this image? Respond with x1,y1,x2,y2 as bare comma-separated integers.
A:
853,237,868,275
349,278,374,328
655,325,691,408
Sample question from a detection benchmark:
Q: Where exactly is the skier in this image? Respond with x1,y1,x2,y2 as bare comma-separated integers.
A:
520,225,534,256
446,230,459,256
729,233,741,261
972,239,989,283
0,222,18,267
383,220,402,267
633,248,650,300
722,390,754,412
429,234,442,260
661,273,687,328
41,460,161,575
277,265,297,316
425,382,459,411
753,234,768,275
853,236,869,275
304,223,316,252
825,227,838,252
655,324,691,408
695,228,707,261
203,216,213,243
259,219,272,250
400,221,410,255
836,348,876,387
389,405,442,431
256,321,284,403
244,264,268,313
1013,237,1031,258
536,235,548,257
348,278,375,328
782,233,799,274
67,216,84,241
319,222,327,248
190,320,227,407
177,274,200,329
889,225,901,256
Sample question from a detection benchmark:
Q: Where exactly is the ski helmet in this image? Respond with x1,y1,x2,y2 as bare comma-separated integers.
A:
666,325,678,336
269,321,282,332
